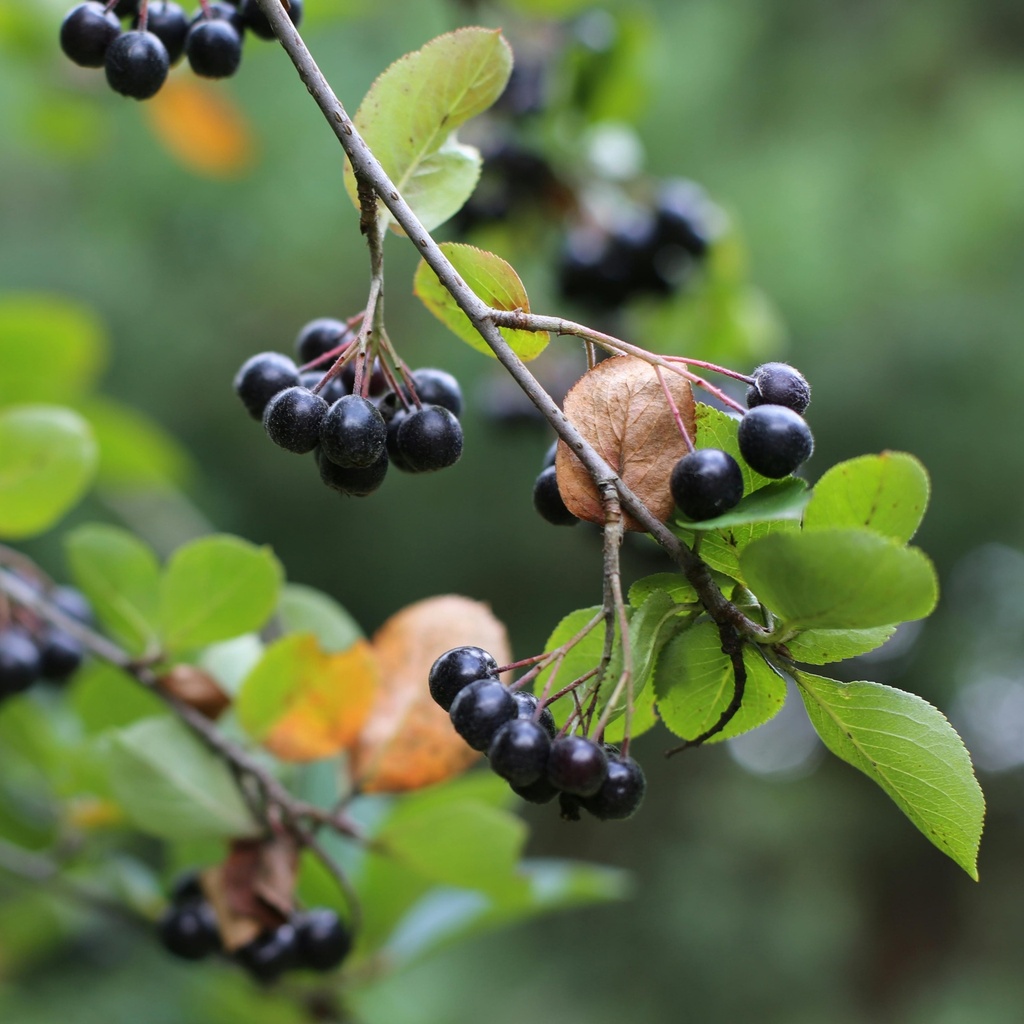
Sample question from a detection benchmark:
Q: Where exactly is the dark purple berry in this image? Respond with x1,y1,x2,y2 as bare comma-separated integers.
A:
237,924,300,982
533,466,577,526
238,0,302,40
189,1,243,32
745,362,811,415
186,17,242,78
511,775,559,804
512,691,556,739
158,901,220,960
0,628,41,697
319,395,387,469
294,908,351,972
60,2,121,68
132,1,188,64
262,386,328,454
394,406,463,473
234,352,300,420
104,29,169,99
295,318,351,367
581,754,646,820
300,371,348,406
428,646,499,711
547,735,608,797
488,718,551,787
38,627,84,682
654,179,717,259
738,405,814,479
409,369,462,416
50,585,93,626
449,678,516,752
315,447,388,497
559,792,583,821
670,448,744,521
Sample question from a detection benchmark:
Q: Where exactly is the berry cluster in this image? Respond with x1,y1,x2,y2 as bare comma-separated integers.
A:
0,583,91,703
159,873,352,981
671,362,814,522
429,647,646,821
58,0,302,101
234,318,465,498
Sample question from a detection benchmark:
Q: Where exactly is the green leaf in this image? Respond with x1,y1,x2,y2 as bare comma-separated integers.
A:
655,622,786,742
627,573,698,608
693,403,771,495
0,405,97,539
277,584,364,653
794,671,985,879
70,661,165,735
740,529,939,630
104,717,260,840
676,518,799,585
158,535,283,652
413,244,548,361
65,524,161,656
344,28,513,232
0,294,106,406
784,625,898,665
681,478,810,530
803,451,930,544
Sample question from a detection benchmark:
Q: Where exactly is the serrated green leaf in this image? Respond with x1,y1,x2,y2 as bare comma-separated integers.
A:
804,451,930,544
627,573,698,608
104,717,260,840
277,584,364,653
794,671,984,878
65,524,161,656
741,529,938,630
344,28,513,232
159,535,283,652
0,405,97,539
413,244,548,361
677,518,799,584
785,625,898,665
681,478,810,531
655,622,786,742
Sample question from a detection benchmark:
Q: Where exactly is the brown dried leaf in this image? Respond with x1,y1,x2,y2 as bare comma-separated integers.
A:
350,596,511,794
157,664,231,721
556,355,695,531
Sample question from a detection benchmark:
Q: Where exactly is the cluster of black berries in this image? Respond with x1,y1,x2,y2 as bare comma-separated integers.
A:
0,584,91,703
670,362,814,522
159,873,352,982
429,647,646,821
58,0,302,101
532,439,578,528
233,318,465,498
557,180,721,312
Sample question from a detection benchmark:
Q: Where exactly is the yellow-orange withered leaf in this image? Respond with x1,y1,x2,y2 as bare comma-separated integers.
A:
351,595,511,793
144,78,254,179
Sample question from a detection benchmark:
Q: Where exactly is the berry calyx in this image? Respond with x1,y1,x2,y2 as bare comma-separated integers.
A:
60,2,121,68
581,754,646,820
428,646,499,711
262,386,328,454
547,735,608,797
533,466,577,526
488,718,551,788
237,923,300,982
319,395,387,469
186,18,243,79
449,678,516,752
670,448,744,521
512,690,556,739
157,902,220,961
738,405,814,479
394,406,463,473
0,628,41,697
295,318,351,366
132,1,188,64
746,362,811,415
294,908,352,972
104,30,170,100
315,447,388,497
234,352,300,420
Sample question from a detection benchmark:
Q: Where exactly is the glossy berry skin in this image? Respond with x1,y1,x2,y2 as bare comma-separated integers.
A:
186,18,242,78
239,0,302,40
132,1,188,64
60,3,121,68
294,908,352,972
488,719,551,788
746,362,811,415
394,406,463,472
428,646,499,711
547,735,608,797
237,923,300,982
295,318,350,367
409,369,462,417
158,902,220,961
581,755,646,820
0,628,41,697
383,407,412,472
449,678,516,752
511,775,559,805
512,691,556,739
670,448,744,522
234,352,300,420
533,466,577,526
300,371,347,406
262,386,328,454
738,404,814,479
316,447,388,497
38,627,84,682
319,395,387,469
105,30,170,99
51,585,94,626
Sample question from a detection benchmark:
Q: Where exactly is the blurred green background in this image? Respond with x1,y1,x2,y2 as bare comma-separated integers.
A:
2,0,1024,1020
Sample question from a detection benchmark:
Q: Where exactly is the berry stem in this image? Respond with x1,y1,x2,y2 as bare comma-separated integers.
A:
656,365,696,453
664,356,755,385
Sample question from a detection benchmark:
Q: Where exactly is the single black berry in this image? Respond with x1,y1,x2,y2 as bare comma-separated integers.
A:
315,447,388,497
383,407,412,472
300,370,348,406
542,439,558,470
393,406,463,473
547,735,608,797
50,585,94,626
533,466,577,526
295,318,350,367
104,29,170,99
449,678,516,752
186,18,242,78
294,908,352,972
237,923,300,982
745,362,811,415
511,775,559,804
234,352,300,420
0,628,41,697
428,646,499,711
319,395,387,469
408,369,462,417
158,901,220,961
737,405,814,479
238,0,302,40
670,448,744,521
581,754,646,820
488,718,551,788
559,792,583,821
169,870,203,905
512,691,556,739
60,2,121,68
38,627,84,682
132,1,188,64
654,179,716,260
262,386,328,454
189,1,244,32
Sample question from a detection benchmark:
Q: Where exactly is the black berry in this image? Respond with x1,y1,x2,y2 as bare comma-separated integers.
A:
300,370,348,406
408,369,462,416
237,923,300,982
295,318,350,367
533,466,577,526
449,678,516,752
38,627,84,682
51,585,93,626
234,352,300,420
158,902,220,960
186,18,243,78
393,406,463,472
512,691,557,739
511,775,559,804
132,1,188,64
239,0,302,40
316,447,388,497
542,439,558,470
319,395,387,469
746,362,811,415
738,405,814,479
169,870,203,905
60,2,121,68
670,448,744,521
262,386,328,454
189,2,244,32
547,735,608,797
104,30,170,100
428,646,499,711
294,908,352,972
581,754,646,820
0,628,41,697
654,179,716,260
488,718,551,788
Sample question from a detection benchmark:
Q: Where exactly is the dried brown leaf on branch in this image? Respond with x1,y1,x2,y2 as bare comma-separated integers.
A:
350,595,511,793
556,355,696,530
